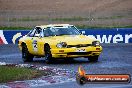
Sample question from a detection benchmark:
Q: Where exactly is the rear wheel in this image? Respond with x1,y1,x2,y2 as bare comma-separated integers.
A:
44,45,53,64
22,44,33,62
88,56,99,62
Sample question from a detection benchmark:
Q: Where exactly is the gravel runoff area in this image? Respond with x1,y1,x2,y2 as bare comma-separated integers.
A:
0,44,132,88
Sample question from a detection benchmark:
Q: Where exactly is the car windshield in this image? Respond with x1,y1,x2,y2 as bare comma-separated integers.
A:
44,26,81,37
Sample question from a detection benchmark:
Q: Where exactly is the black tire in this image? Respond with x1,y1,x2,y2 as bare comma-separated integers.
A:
88,56,99,62
44,45,53,64
22,44,33,62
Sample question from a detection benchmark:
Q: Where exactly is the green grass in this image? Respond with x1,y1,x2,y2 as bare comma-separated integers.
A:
0,26,31,30
76,24,132,29
0,66,50,83
10,17,44,22
52,17,89,22
3,15,130,29
9,16,89,22
8,15,125,22
0,25,132,30
97,15,124,20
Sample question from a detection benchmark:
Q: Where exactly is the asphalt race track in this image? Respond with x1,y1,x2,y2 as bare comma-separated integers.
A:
0,44,132,88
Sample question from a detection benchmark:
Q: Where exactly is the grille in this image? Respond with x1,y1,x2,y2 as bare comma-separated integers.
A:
67,44,91,48
67,52,91,55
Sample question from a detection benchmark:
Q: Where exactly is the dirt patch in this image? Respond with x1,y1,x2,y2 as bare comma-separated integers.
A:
0,0,132,27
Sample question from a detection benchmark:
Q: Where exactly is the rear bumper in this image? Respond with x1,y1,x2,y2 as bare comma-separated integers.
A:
51,46,102,58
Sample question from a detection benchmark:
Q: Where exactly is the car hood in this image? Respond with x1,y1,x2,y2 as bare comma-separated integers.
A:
44,35,97,45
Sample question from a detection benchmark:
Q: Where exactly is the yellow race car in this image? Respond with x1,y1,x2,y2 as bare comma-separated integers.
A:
18,24,102,63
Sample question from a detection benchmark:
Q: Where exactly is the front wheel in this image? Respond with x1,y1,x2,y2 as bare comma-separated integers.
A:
44,45,53,64
22,44,33,62
88,56,99,62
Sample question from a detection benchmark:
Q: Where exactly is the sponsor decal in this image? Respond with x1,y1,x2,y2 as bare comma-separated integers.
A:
87,34,132,43
3,30,29,44
12,33,22,44
0,37,4,44
0,30,8,44
76,49,86,52
76,66,131,85
81,28,132,43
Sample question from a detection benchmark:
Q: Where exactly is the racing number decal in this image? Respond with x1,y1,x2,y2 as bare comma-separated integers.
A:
32,40,38,52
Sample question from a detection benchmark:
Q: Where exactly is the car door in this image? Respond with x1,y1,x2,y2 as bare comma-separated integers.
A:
25,28,37,54
31,27,44,55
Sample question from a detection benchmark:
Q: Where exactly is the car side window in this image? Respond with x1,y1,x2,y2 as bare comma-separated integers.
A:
40,29,44,37
27,27,42,37
44,28,54,37
34,28,41,37
27,28,36,37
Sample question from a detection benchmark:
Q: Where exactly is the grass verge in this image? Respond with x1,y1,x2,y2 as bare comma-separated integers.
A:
8,16,124,22
76,25,132,29
0,66,51,83
0,25,132,30
0,27,31,30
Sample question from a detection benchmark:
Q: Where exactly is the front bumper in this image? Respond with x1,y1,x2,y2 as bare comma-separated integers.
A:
51,46,102,58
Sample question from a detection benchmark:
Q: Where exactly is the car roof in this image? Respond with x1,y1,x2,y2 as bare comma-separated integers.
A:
36,24,74,29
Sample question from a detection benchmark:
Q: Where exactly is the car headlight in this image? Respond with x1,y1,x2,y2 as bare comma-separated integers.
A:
56,42,67,48
92,41,100,46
